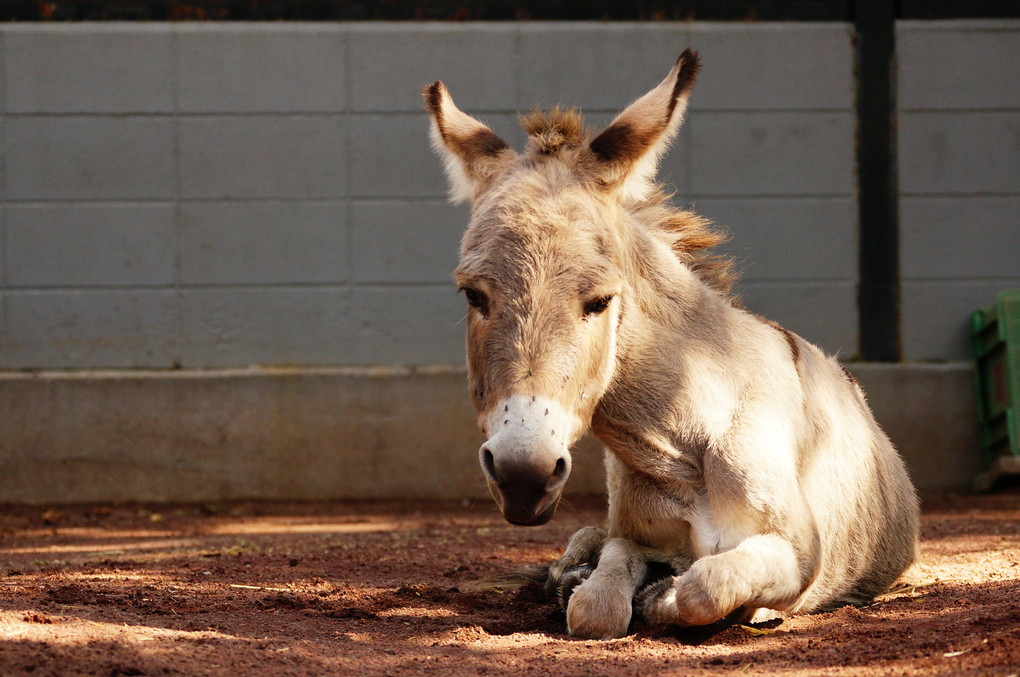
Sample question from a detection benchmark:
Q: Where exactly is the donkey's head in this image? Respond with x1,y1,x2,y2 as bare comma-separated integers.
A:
424,51,700,525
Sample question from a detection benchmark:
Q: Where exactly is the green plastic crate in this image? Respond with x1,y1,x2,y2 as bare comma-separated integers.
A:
971,290,1020,465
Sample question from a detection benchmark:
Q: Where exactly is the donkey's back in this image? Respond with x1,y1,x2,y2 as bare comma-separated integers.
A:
758,325,919,613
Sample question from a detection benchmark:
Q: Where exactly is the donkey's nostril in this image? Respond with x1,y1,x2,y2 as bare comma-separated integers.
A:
553,456,567,480
545,454,570,493
482,447,499,483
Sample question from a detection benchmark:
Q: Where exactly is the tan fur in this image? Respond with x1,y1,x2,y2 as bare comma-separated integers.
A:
424,51,919,638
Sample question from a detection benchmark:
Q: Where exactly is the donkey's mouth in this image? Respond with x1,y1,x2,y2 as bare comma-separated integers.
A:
491,486,562,526
483,462,566,526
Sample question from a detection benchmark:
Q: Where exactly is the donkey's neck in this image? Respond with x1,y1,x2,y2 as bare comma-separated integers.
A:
592,232,743,486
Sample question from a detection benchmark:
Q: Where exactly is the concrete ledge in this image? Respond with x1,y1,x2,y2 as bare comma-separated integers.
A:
848,362,982,494
0,367,609,504
0,363,981,504
1,367,482,503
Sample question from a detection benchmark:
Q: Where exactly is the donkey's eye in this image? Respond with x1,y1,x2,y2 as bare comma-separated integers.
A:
583,295,614,318
460,287,489,316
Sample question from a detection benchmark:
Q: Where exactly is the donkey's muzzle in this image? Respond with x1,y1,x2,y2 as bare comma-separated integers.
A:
477,394,577,526
480,444,571,526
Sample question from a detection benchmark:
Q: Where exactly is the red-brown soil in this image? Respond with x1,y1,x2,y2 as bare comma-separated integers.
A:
1,490,1018,676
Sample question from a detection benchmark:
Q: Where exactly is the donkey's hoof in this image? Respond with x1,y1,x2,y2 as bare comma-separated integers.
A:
556,564,594,610
566,581,633,640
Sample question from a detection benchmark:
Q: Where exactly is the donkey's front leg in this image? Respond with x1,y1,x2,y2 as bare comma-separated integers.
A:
566,537,652,639
545,525,608,603
638,534,803,627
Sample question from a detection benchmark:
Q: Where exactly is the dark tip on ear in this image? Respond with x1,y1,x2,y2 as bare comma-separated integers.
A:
423,81,444,118
668,49,701,117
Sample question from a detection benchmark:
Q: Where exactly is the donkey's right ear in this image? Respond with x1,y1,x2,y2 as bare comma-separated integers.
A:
423,81,516,204
586,50,699,203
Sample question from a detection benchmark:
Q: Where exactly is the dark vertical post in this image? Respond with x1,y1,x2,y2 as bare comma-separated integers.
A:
856,0,900,361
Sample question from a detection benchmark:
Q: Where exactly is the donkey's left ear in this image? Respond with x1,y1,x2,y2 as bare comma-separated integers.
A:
587,49,700,202
423,81,516,204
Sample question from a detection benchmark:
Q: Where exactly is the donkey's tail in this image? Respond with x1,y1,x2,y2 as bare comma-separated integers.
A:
464,563,551,595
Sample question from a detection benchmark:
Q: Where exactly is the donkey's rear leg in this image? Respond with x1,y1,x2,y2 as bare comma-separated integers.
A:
546,526,608,604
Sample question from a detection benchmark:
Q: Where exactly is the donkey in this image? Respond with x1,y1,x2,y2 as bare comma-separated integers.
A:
423,50,919,639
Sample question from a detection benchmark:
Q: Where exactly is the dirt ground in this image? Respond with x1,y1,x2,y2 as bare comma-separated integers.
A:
1,490,1019,676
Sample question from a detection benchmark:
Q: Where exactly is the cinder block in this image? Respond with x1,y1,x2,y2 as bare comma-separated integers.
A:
0,371,279,502
0,117,5,197
899,112,1020,195
350,200,466,284
349,114,441,198
179,288,349,367
0,294,6,357
689,111,856,196
850,363,981,491
517,24,685,111
3,290,178,368
898,23,1020,111
901,281,1020,361
3,26,174,113
347,285,465,365
901,197,1020,280
179,202,347,285
735,281,859,357
4,117,175,200
259,370,485,500
349,24,516,113
6,204,176,287
178,115,346,199
687,24,854,111
178,25,346,113
695,197,858,282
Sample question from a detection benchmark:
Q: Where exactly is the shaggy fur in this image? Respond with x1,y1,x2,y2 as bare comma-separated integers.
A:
424,50,919,639
520,107,587,156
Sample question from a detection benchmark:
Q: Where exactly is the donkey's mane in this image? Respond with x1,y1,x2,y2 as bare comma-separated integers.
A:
519,107,736,295
519,107,588,156
634,189,736,295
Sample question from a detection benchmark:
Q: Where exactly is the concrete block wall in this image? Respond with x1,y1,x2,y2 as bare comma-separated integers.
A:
0,24,466,370
1,21,1015,502
0,22,860,370
896,20,1020,361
